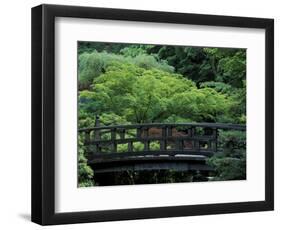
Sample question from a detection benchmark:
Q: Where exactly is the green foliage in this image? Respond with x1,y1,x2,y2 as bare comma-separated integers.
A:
149,141,160,151
99,113,129,126
217,51,246,88
200,80,246,124
78,51,174,89
203,48,246,88
81,62,231,124
207,155,246,181
120,45,150,57
148,46,214,84
78,42,128,54
117,144,128,153
163,115,193,123
218,130,246,157
78,135,94,187
199,81,233,94
78,52,121,89
133,142,145,151
148,46,246,89
131,54,174,73
207,130,246,180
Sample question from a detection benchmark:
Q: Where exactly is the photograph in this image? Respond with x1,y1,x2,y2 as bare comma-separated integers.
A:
77,42,247,187
30,3,274,225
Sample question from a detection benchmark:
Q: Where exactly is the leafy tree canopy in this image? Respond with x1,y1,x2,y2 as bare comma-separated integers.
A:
79,62,233,126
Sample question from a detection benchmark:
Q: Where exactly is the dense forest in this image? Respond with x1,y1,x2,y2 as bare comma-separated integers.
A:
78,42,246,187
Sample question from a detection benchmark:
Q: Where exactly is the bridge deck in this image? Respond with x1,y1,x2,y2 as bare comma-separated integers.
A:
88,150,215,162
90,155,212,173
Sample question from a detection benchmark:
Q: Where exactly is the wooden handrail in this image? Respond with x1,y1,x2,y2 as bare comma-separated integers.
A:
80,122,245,157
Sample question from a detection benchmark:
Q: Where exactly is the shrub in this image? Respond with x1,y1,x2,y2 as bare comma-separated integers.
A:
78,135,94,187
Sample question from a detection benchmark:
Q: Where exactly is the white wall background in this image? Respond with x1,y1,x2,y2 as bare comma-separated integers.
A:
0,0,279,228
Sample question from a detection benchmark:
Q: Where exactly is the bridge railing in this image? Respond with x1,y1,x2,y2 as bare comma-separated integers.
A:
79,120,246,162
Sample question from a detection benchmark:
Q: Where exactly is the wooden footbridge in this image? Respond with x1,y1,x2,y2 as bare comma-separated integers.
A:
79,118,246,174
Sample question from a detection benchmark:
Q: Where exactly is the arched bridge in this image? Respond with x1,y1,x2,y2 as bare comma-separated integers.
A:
79,121,246,174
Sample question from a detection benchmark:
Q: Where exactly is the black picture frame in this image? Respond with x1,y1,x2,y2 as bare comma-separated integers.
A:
31,4,274,225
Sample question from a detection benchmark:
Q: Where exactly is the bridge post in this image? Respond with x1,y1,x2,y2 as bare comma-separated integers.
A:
84,130,91,153
119,128,126,139
167,125,173,136
176,139,183,150
111,128,117,152
213,128,218,152
191,127,200,150
160,127,167,150
84,130,91,144
136,128,141,139
93,115,101,153
128,141,133,152
143,127,149,151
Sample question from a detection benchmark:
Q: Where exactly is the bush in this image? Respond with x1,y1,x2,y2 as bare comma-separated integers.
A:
207,130,246,180
218,130,246,157
207,155,246,181
78,135,94,187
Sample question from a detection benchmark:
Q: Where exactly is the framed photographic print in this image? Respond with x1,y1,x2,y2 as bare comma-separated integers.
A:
31,4,274,225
